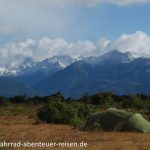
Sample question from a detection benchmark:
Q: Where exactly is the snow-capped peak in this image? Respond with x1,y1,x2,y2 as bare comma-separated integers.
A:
44,55,76,68
0,55,76,76
0,67,7,75
81,50,140,65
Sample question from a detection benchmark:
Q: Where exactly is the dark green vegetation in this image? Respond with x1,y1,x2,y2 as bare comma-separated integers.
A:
81,92,150,109
36,93,95,127
0,92,150,128
37,100,95,127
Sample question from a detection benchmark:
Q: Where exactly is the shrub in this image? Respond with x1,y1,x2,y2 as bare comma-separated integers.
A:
0,97,5,106
70,116,84,129
37,100,95,127
123,95,144,109
10,95,26,103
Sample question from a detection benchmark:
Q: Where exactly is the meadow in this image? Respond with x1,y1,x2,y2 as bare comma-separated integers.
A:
0,100,150,150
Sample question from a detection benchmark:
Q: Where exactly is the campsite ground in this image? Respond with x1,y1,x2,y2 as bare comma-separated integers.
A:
0,104,150,150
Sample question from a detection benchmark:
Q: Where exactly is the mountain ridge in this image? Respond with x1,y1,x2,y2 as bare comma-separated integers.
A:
1,50,150,97
34,50,150,98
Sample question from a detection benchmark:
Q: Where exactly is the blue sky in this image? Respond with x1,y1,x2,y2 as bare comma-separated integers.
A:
65,4,150,41
0,0,150,43
1,0,150,67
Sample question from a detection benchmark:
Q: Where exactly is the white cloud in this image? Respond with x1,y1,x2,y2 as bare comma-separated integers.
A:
0,39,36,67
0,0,149,43
0,0,70,37
0,25,19,35
0,0,149,36
97,0,150,6
97,37,110,54
105,31,150,57
35,38,96,60
61,0,150,6
1,0,149,7
1,31,150,68
0,37,96,67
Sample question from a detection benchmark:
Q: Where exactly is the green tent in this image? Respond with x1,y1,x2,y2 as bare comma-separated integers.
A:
85,108,150,132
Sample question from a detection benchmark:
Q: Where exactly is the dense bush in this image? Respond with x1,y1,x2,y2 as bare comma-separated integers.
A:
1,91,150,129
81,92,150,109
4,91,150,110
0,97,5,106
10,95,26,103
37,99,95,127
122,95,143,108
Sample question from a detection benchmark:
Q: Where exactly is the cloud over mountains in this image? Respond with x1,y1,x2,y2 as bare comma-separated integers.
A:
106,31,150,57
0,31,150,68
0,38,96,67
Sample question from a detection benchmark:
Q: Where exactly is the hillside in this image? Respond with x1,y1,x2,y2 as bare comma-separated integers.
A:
34,51,150,98
2,50,150,98
0,77,36,97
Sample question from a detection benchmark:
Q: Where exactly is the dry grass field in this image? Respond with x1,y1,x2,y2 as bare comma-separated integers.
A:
0,104,150,150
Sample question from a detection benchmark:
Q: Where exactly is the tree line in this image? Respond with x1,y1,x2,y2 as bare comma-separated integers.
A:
0,92,150,109
0,92,150,127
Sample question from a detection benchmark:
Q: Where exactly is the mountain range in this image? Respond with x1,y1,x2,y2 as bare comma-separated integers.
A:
1,50,150,98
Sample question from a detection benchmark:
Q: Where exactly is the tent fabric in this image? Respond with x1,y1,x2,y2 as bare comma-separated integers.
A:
122,114,150,132
85,108,150,133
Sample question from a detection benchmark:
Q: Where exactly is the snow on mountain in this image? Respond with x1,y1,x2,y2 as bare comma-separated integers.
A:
1,49,150,97
34,50,150,98
81,50,138,65
0,67,7,76
0,55,76,76
0,50,147,77
44,55,76,69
